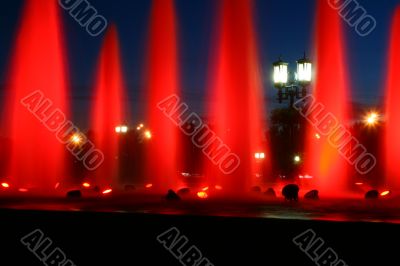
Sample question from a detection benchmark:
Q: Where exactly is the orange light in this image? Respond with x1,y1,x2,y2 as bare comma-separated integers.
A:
315,133,321,139
144,130,152,139
381,190,391,197
82,182,91,188
70,134,83,145
215,185,223,190
145,183,153,188
364,111,380,126
355,182,363,186
18,188,29,192
197,191,208,199
202,186,209,191
102,189,112,194
1,183,10,188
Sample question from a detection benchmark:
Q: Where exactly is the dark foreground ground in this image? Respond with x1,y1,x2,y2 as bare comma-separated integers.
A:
0,193,399,265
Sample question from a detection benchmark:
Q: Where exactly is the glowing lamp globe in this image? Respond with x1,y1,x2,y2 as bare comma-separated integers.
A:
297,56,312,85
273,59,288,88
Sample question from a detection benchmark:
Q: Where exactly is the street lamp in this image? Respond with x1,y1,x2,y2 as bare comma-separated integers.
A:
273,54,312,106
297,56,312,85
144,130,152,139
115,125,129,134
70,133,83,145
364,111,380,127
273,59,288,88
294,155,301,164
254,152,266,160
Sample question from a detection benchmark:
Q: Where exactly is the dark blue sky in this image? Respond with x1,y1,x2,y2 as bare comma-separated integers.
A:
0,0,399,124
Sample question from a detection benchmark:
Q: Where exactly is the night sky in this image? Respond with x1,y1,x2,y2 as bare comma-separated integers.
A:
0,0,399,126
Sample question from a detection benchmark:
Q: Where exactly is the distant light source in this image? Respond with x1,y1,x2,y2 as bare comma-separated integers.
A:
254,152,266,160
297,56,312,84
145,183,153,189
355,182,364,186
215,185,223,190
70,134,83,145
197,191,208,199
1,182,10,188
364,112,379,126
315,133,321,139
273,59,288,87
294,155,301,164
55,182,60,189
137,124,144,131
144,130,152,139
299,174,313,179
115,125,129,134
102,188,112,194
381,190,391,197
202,186,209,191
82,182,91,188
18,188,28,192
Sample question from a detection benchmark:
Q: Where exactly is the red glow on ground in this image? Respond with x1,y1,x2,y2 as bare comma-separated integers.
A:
82,183,91,188
197,191,209,199
215,185,223,190
144,0,181,191
18,188,28,193
91,25,127,187
145,183,153,189
202,186,209,191
1,183,10,188
384,7,400,190
3,0,69,190
305,1,351,196
102,189,112,195
54,183,60,189
205,0,270,194
355,183,364,186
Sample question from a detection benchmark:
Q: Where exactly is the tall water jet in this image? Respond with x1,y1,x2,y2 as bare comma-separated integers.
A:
144,0,181,191
305,0,351,196
2,0,69,191
204,0,269,194
90,25,127,188
383,7,400,190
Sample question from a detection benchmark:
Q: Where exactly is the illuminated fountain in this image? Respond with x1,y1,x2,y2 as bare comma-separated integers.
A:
2,0,69,192
304,0,351,196
90,25,127,188
383,7,400,191
144,0,181,192
204,0,269,195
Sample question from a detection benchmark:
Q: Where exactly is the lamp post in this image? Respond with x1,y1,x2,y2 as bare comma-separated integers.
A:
273,54,312,107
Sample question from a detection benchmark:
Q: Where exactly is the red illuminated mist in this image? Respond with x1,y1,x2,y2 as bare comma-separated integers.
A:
91,25,126,187
144,0,181,191
205,0,269,194
3,0,69,191
305,1,351,195
383,7,400,190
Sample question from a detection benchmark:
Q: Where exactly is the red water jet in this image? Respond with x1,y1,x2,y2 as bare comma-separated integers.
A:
205,0,269,194
90,25,127,187
2,0,69,191
383,7,400,190
305,1,351,196
144,0,181,191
